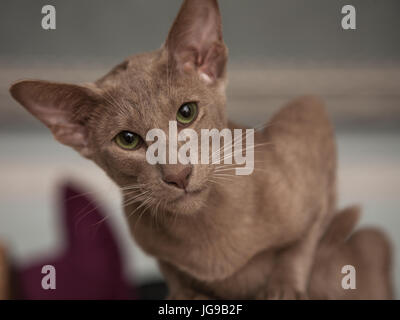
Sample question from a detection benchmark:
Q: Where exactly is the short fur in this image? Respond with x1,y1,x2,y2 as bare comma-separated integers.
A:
9,0,392,299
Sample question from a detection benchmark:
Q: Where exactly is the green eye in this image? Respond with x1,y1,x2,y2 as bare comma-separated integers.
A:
176,102,198,125
115,131,141,150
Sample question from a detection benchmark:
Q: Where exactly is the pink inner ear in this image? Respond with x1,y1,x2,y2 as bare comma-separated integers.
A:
52,123,88,149
29,102,71,127
165,0,227,82
10,80,97,154
27,100,89,150
198,41,227,81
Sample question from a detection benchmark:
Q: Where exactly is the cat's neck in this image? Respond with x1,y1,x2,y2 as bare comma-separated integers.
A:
124,164,271,281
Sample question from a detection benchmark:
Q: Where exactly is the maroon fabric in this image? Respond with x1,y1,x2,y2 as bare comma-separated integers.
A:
17,182,133,299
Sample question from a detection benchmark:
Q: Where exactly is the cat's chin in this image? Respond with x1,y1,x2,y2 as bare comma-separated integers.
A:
167,187,209,215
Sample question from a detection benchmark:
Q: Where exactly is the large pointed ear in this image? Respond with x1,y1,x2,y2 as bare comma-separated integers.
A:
165,0,227,84
10,80,101,158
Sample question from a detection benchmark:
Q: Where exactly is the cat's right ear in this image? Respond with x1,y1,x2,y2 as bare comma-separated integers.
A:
9,80,101,158
165,0,227,85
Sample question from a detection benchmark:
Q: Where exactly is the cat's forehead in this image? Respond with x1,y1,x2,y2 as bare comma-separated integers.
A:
97,50,208,112
98,51,167,95
93,51,210,132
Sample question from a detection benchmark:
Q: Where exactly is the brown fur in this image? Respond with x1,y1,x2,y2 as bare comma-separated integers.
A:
310,206,393,299
0,242,10,300
9,0,392,299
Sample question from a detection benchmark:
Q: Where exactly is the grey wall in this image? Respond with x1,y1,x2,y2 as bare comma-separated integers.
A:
0,0,399,64
1,0,399,131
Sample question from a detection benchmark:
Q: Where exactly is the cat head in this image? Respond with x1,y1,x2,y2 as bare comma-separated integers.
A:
10,0,228,215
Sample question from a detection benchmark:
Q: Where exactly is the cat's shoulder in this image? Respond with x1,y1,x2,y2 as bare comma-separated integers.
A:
264,95,333,140
272,95,330,125
261,95,335,154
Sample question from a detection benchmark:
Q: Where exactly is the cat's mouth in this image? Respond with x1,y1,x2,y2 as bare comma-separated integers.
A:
169,185,207,203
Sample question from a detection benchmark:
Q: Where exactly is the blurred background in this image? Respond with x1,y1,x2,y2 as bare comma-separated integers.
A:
0,0,399,298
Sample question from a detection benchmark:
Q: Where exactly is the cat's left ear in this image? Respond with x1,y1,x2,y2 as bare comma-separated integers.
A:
165,0,227,85
10,80,101,158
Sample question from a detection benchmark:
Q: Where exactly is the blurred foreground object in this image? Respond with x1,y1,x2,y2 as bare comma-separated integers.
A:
16,182,133,299
0,242,10,300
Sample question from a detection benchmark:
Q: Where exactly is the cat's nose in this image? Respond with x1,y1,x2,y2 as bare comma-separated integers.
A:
162,166,192,190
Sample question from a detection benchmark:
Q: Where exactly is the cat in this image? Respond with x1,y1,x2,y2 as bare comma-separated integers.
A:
309,206,392,299
9,0,392,299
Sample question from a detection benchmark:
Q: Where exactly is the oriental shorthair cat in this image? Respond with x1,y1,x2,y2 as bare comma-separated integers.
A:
10,0,392,299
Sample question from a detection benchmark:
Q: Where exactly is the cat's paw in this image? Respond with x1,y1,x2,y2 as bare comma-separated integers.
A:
168,290,211,300
257,283,308,300
267,285,308,300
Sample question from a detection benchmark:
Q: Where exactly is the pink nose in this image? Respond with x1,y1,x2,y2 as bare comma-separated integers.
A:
162,166,192,190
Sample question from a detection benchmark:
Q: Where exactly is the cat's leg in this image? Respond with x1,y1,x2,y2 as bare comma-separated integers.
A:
167,288,211,300
309,226,393,300
159,261,212,300
258,217,326,300
165,277,213,300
